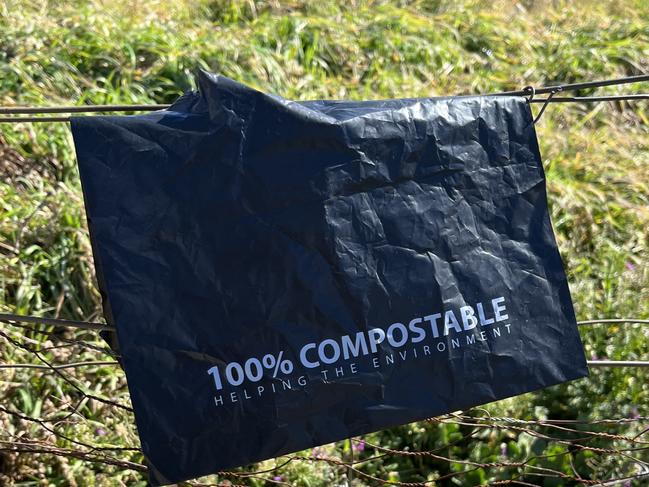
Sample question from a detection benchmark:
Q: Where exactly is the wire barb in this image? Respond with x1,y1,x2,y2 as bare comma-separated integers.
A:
523,85,536,103
533,87,563,124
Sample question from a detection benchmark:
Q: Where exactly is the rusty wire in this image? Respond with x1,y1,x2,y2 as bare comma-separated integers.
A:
1,316,648,486
1,72,648,485
2,313,647,368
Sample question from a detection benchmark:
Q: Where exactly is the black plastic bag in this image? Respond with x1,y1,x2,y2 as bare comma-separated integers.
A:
71,71,588,485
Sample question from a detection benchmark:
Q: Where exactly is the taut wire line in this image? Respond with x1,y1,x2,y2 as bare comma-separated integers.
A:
0,104,169,115
0,312,111,331
0,360,119,370
3,312,648,331
0,94,646,123
1,313,648,367
0,74,647,123
492,73,649,96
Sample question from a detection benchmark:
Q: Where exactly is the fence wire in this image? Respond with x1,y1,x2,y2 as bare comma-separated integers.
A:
1,318,647,486
0,74,647,123
1,73,648,485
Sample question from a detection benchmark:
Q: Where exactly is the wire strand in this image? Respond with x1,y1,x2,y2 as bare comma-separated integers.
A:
0,360,119,370
3,359,647,369
491,73,649,96
0,115,80,123
587,361,649,368
0,75,646,122
0,104,169,115
533,87,563,124
0,313,111,331
578,318,649,325
530,94,649,103
2,313,648,330
0,94,646,123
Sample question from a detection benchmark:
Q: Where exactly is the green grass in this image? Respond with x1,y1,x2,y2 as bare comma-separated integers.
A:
1,0,648,485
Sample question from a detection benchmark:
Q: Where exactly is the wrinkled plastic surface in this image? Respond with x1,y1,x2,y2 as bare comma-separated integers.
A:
70,72,588,486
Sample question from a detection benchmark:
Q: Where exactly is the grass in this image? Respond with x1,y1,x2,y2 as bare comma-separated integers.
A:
0,0,648,485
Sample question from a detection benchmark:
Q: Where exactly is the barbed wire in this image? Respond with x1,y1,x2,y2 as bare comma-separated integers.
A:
0,94,646,123
1,72,648,485
1,314,648,369
1,313,648,486
3,312,648,330
0,74,647,123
